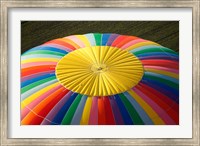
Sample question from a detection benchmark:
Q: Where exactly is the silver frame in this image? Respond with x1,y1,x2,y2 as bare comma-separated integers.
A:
1,0,199,145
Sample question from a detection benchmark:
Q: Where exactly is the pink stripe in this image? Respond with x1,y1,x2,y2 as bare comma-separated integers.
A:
21,62,57,69
121,39,147,49
21,85,63,120
133,88,176,124
144,66,179,74
41,44,72,52
66,36,85,48
89,97,98,125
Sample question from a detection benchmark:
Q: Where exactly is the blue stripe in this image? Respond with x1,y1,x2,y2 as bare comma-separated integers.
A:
141,79,179,103
138,56,179,61
102,34,111,46
123,92,153,125
71,95,88,125
114,94,133,125
84,33,96,46
51,93,78,125
21,73,55,88
144,72,179,84
21,79,58,101
136,52,178,57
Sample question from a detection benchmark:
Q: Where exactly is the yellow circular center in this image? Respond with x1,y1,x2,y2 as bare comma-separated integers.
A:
56,46,144,96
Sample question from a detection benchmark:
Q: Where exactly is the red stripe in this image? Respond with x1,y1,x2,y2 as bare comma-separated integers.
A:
45,39,76,51
111,35,127,46
98,97,106,125
141,59,179,69
29,89,69,125
112,36,138,48
137,83,179,112
135,84,179,124
103,97,115,125
21,65,55,77
139,83,179,110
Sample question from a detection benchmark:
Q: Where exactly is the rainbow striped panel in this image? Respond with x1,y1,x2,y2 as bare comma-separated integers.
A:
21,33,179,125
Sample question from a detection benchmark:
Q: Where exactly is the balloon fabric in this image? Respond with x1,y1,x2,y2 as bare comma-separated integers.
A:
21,33,179,125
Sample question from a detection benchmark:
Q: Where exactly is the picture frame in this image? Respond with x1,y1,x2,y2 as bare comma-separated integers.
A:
0,0,199,145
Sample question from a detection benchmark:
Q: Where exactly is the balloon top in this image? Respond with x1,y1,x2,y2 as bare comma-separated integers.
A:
56,46,144,96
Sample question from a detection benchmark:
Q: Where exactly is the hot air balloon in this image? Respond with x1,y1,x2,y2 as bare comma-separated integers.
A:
21,33,179,125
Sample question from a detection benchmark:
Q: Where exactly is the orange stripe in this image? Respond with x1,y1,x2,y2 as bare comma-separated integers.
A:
21,65,55,77
61,38,81,49
21,87,66,125
45,39,77,50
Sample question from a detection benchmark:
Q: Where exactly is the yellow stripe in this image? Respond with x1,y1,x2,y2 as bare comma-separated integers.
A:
125,41,160,51
21,82,60,109
144,68,179,79
21,58,59,64
128,90,165,124
80,96,92,125
76,35,91,47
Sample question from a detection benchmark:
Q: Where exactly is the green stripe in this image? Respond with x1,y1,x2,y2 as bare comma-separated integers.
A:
94,33,102,46
144,73,178,89
119,93,144,124
61,94,82,125
23,50,65,56
21,76,56,93
132,47,177,55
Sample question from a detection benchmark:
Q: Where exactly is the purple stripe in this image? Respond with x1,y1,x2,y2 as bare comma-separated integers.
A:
41,91,73,125
109,96,124,125
21,70,55,82
106,34,120,46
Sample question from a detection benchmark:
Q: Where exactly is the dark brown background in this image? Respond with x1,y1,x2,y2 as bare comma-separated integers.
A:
21,21,179,54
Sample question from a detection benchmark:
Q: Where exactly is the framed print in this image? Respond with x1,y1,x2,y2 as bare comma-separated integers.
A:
0,0,199,145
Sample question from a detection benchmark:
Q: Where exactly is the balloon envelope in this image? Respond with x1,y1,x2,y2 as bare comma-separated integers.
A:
21,33,179,125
